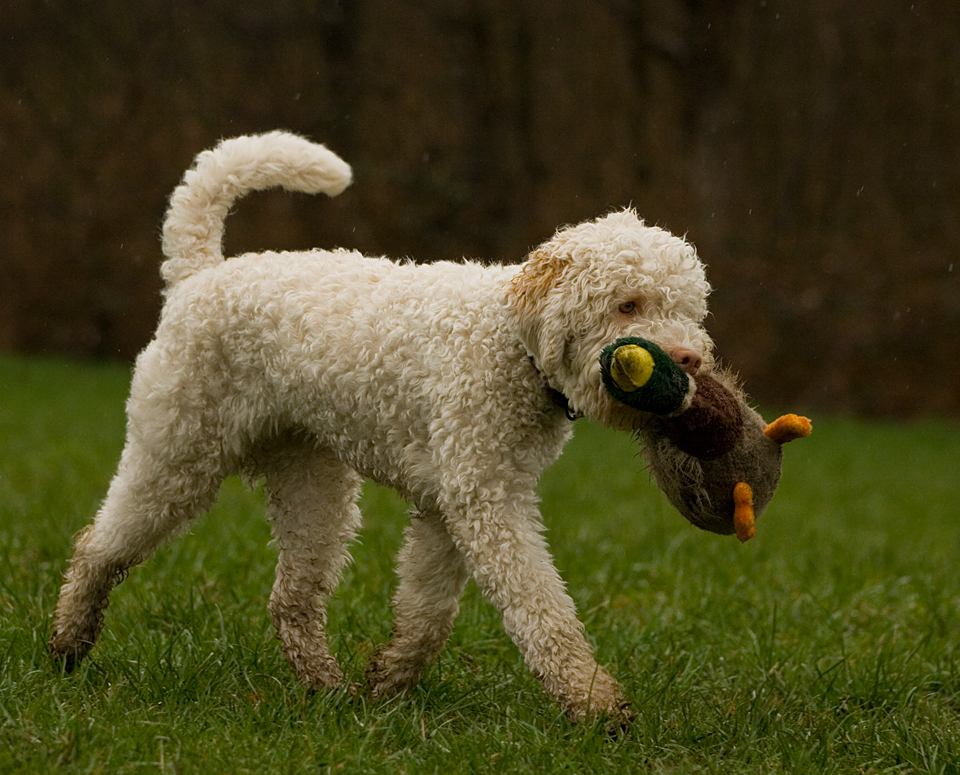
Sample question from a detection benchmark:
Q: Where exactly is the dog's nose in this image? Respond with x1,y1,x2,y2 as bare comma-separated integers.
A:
670,347,703,376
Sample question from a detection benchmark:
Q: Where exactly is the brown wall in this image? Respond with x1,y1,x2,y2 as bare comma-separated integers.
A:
2,0,958,417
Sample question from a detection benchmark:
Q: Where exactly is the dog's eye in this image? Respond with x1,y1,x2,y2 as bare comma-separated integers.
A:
618,301,637,314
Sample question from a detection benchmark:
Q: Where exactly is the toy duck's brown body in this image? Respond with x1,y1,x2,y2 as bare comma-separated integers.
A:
600,338,811,541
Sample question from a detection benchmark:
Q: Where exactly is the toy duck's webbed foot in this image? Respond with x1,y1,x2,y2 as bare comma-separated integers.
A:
733,482,757,542
730,416,810,542
764,414,812,444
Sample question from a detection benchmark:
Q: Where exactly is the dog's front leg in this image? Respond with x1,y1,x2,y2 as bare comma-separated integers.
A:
442,499,632,725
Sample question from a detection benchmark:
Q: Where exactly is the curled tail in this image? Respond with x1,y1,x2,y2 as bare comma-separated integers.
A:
160,131,352,291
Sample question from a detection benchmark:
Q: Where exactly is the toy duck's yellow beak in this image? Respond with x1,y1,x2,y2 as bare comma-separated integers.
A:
609,344,655,392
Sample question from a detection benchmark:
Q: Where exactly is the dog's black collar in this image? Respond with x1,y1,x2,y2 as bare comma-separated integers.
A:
529,357,581,421
547,387,581,421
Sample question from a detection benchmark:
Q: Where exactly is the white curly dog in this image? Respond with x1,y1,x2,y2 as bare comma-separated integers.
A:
49,131,713,724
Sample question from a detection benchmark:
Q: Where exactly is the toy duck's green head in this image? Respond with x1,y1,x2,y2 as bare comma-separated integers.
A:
599,337,694,417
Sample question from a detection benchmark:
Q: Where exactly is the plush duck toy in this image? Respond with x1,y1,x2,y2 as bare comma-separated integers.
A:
600,337,811,542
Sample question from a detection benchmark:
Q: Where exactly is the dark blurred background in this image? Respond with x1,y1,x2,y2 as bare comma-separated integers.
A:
2,0,958,417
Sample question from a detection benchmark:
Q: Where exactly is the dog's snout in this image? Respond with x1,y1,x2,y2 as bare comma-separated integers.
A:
670,347,703,376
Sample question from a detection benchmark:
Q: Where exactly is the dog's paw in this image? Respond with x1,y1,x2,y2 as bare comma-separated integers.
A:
48,621,100,674
564,695,635,729
280,649,345,692
554,666,633,728
603,701,637,737
48,638,86,674
365,647,425,699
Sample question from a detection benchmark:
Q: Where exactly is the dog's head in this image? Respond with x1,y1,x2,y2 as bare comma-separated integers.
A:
507,209,713,430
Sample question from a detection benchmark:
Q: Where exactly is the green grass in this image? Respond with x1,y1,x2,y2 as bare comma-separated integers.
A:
1,352,959,773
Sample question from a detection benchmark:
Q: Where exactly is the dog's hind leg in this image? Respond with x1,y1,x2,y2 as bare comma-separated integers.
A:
366,509,469,697
259,438,362,691
49,441,226,670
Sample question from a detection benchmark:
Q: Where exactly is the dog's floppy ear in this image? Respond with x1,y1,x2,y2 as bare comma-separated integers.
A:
510,249,565,311
507,249,569,373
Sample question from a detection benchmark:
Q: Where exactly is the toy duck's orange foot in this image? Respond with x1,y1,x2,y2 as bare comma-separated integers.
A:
732,415,810,543
764,414,812,444
733,482,757,542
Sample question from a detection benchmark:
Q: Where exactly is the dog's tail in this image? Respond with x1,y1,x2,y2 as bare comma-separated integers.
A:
160,131,353,291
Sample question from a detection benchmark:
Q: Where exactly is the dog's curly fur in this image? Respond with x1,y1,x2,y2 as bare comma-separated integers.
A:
49,131,713,724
